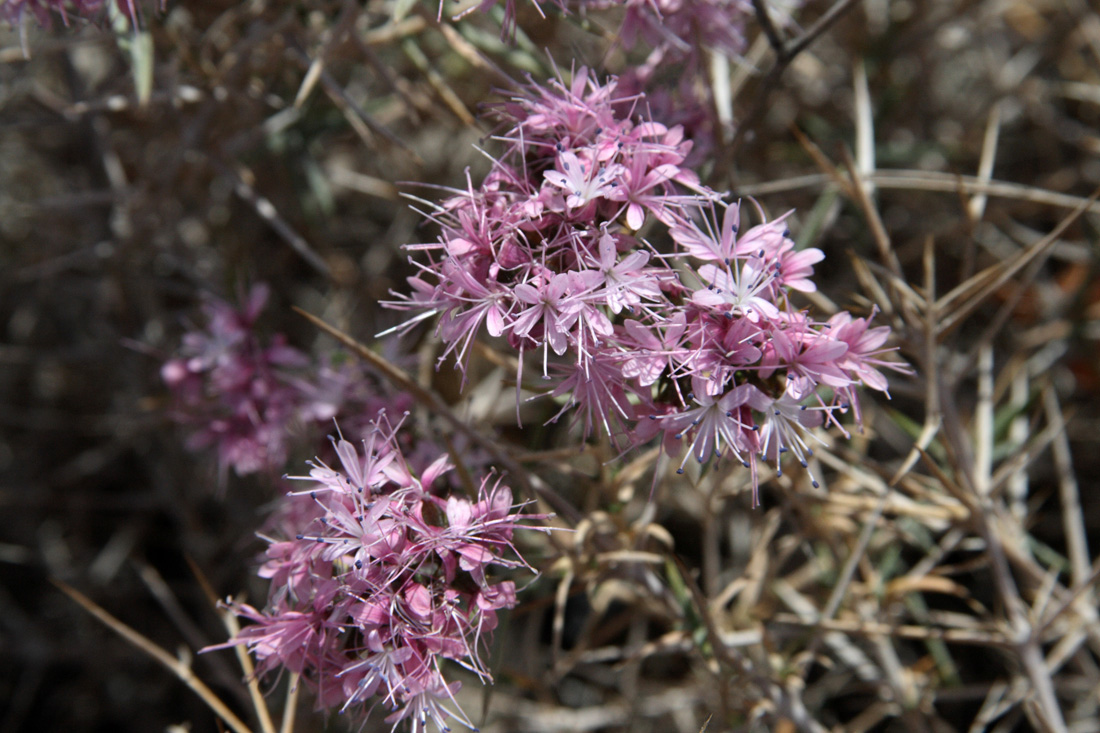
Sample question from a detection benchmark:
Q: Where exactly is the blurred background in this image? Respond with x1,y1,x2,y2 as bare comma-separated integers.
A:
2,0,1100,731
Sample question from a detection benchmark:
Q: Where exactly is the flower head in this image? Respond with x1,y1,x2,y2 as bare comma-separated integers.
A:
384,70,909,501
209,417,550,731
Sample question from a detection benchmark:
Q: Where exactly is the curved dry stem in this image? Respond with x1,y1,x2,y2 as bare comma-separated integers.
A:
52,579,255,733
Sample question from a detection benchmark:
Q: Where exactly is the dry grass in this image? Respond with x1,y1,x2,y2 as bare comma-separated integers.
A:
2,0,1099,731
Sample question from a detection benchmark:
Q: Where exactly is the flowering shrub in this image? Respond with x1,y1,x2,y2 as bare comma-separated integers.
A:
388,68,910,501
215,417,549,731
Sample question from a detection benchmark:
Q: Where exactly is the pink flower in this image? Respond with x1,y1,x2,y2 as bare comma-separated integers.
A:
620,311,689,386
671,201,743,262
691,260,780,322
659,383,761,473
544,148,624,210
511,272,580,369
584,228,666,315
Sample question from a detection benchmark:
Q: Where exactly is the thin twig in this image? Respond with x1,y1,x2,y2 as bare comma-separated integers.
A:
52,579,255,733
215,160,333,279
936,184,1100,337
728,0,858,160
292,307,582,525
751,0,785,55
737,168,1100,215
673,556,830,733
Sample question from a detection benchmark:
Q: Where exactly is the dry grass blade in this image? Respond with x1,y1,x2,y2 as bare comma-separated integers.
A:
968,102,1003,222
935,184,1100,337
328,166,401,200
671,556,830,733
435,21,516,87
292,0,359,108
915,440,1071,732
974,344,994,497
132,560,257,716
1036,560,1100,637
727,0,859,159
288,45,422,164
280,673,300,733
362,16,428,45
403,40,477,126
770,614,1007,646
853,58,874,198
737,170,1100,214
839,146,902,277
51,579,255,733
182,556,275,733
1043,387,1091,588
789,125,854,198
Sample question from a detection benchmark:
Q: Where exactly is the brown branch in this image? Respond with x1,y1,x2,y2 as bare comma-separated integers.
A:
728,0,858,161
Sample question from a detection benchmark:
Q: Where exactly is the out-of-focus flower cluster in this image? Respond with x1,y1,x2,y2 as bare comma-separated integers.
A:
215,418,549,732
162,284,412,480
0,0,152,27
1,0,100,26
589,0,752,65
458,0,799,154
388,69,910,500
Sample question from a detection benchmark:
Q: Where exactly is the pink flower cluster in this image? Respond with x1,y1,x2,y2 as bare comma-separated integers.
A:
216,418,547,731
162,284,412,479
388,69,909,500
594,0,752,63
